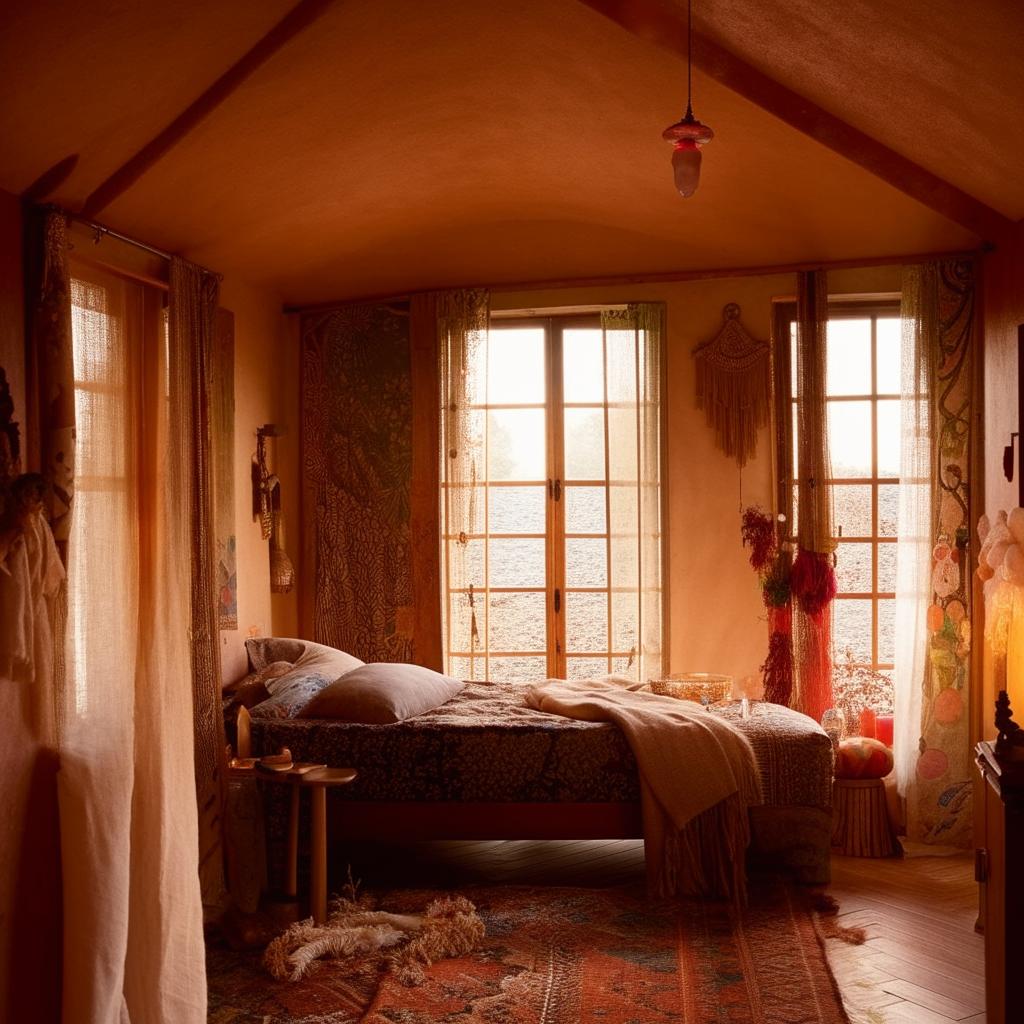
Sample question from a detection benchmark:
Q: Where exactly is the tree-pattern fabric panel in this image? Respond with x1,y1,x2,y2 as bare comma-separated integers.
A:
301,304,415,663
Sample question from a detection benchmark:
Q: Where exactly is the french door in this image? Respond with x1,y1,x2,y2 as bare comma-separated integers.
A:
443,313,662,684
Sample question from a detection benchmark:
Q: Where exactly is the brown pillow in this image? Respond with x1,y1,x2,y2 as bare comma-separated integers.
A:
300,663,464,724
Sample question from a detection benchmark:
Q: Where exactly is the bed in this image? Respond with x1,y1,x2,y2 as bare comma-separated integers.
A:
239,656,834,885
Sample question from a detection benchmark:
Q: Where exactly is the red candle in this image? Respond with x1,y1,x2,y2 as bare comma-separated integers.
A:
876,714,894,747
859,707,877,738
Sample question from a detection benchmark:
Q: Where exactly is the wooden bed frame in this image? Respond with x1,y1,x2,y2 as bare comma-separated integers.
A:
327,800,643,842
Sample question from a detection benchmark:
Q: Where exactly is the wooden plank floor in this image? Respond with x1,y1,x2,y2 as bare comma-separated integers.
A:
826,849,985,1024
335,840,984,1023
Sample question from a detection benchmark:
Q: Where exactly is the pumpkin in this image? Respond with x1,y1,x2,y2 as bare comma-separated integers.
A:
835,737,894,780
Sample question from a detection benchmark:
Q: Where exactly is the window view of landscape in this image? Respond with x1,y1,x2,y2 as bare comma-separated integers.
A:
793,311,901,681
444,321,647,683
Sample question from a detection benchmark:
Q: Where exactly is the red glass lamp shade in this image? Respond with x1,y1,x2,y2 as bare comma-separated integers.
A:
662,115,714,198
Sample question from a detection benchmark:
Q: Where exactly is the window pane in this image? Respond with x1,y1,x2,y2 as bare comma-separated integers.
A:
878,542,897,592
877,317,901,393
611,656,639,679
828,401,872,477
567,656,610,680
878,484,899,536
566,538,607,587
565,592,608,652
489,592,546,652
563,329,604,403
565,485,606,533
833,599,872,662
877,400,900,476
449,538,484,591
611,591,639,652
827,319,872,395
487,409,546,480
835,543,872,592
448,656,482,680
832,484,872,538
487,328,545,404
489,485,545,533
488,656,547,682
878,599,896,663
564,408,606,480
489,538,545,587
448,593,482,653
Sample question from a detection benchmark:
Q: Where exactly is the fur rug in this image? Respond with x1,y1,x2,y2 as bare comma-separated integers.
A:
263,893,484,985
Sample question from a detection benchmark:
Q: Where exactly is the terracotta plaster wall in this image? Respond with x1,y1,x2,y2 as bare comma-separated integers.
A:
218,275,299,683
493,265,900,686
0,188,62,1023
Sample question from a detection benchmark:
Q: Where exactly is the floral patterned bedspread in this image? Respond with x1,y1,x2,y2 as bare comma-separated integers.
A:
249,681,833,809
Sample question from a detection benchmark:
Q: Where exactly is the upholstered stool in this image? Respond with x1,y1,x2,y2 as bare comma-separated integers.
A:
831,778,902,857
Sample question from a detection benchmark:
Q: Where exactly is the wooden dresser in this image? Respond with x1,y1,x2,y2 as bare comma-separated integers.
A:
976,737,1024,1024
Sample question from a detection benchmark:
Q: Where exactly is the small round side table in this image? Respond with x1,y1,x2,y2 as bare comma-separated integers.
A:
237,765,357,923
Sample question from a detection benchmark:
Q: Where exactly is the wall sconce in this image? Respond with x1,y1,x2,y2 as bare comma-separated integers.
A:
253,423,294,594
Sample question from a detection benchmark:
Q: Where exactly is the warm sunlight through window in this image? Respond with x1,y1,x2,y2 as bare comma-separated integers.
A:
442,315,662,683
787,303,901,682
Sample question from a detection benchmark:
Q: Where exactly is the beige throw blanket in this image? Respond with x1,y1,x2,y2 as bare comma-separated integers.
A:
526,678,762,900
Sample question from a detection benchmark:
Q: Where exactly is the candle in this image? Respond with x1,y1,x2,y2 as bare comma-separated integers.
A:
876,714,894,747
237,705,252,758
859,707,877,739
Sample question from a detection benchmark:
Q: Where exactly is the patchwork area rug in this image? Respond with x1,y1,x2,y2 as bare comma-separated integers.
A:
207,879,849,1023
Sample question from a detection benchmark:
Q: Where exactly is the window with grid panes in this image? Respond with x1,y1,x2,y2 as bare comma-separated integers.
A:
780,302,901,682
442,315,660,683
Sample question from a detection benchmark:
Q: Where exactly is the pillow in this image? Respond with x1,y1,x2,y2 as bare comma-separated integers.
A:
835,737,894,780
246,640,366,720
300,663,465,724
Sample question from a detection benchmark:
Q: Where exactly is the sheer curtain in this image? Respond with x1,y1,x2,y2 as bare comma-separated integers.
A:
59,263,206,1022
894,264,936,796
602,303,664,682
439,290,490,677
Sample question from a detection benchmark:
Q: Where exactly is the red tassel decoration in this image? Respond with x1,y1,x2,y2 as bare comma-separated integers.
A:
790,548,837,616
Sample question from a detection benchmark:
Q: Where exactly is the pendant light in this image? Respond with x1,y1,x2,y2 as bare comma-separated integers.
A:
662,0,713,197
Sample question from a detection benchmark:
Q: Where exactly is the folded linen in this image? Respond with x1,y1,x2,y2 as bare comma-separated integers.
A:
526,678,762,900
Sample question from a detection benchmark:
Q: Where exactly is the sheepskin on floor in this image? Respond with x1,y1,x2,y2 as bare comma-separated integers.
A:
263,893,484,984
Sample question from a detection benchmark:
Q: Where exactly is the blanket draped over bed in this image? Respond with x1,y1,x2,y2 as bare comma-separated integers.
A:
525,679,762,900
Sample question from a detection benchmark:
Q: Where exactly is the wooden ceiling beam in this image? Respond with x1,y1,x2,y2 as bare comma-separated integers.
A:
21,155,79,203
577,0,1013,243
81,0,336,218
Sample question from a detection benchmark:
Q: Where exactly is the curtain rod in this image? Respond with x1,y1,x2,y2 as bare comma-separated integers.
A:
64,210,221,279
283,244,990,315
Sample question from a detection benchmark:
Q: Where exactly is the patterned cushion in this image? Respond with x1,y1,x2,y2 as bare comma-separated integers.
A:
245,638,366,720
835,737,894,779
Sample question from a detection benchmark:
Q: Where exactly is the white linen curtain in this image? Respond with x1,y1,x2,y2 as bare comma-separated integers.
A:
439,290,490,677
602,303,664,683
59,265,206,1023
894,265,936,796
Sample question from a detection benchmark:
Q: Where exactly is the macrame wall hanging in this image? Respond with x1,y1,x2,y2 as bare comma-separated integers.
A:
693,303,771,468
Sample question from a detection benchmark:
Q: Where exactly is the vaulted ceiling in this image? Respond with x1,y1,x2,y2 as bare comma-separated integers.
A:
0,0,1019,304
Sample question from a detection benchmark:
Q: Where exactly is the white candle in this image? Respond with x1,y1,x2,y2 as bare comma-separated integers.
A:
236,705,252,759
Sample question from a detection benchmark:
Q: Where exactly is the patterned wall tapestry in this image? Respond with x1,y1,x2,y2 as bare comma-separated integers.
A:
301,304,415,662
908,259,976,846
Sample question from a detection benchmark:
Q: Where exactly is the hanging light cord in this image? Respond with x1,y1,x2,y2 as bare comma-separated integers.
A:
685,0,693,121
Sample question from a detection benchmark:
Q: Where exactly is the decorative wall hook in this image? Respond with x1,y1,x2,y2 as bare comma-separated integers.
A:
253,423,294,594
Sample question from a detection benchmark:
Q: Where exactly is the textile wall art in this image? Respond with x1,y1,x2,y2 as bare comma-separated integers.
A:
693,303,770,468
907,259,976,846
301,304,416,663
